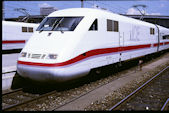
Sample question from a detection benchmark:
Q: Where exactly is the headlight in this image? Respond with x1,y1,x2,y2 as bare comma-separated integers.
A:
46,54,57,59
21,52,27,57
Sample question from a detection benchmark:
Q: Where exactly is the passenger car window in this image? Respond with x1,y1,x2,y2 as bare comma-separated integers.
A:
28,27,33,32
107,19,113,31
107,19,118,32
114,21,119,32
162,35,169,39
150,28,155,35
22,27,27,32
89,19,98,31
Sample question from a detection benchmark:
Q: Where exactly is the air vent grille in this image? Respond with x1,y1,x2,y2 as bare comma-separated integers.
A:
31,54,41,59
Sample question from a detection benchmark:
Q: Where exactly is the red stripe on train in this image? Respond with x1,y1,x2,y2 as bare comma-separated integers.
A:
2,40,25,44
17,44,152,67
153,42,169,46
164,42,169,45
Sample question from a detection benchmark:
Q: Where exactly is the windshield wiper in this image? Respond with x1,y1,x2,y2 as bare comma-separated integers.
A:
51,19,60,30
39,28,44,33
58,22,64,34
52,17,64,33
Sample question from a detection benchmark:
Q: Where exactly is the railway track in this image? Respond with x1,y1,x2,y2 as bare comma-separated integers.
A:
2,88,58,111
109,66,169,111
2,88,39,110
2,73,120,111
161,98,169,111
2,63,136,111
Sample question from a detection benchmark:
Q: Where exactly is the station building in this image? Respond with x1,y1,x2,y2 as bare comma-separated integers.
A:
40,7,58,16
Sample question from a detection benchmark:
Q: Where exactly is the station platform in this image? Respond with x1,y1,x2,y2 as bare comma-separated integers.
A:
2,53,19,91
2,66,16,91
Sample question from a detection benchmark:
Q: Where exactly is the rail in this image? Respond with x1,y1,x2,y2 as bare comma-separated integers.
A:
2,88,22,96
161,98,169,111
2,90,57,111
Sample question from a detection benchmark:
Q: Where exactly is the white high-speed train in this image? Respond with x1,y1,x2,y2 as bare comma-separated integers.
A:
17,8,169,83
2,21,39,50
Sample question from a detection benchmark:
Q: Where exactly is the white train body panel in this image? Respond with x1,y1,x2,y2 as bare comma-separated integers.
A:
17,8,169,82
2,21,39,50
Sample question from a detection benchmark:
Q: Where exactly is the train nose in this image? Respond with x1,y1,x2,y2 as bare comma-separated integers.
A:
17,64,54,82
17,63,90,83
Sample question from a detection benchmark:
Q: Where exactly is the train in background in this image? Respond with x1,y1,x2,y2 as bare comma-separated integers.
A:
2,21,39,51
17,8,169,83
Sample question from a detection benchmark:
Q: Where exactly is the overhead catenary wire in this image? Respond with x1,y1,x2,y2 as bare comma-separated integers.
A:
85,0,130,14
4,1,168,19
97,1,127,13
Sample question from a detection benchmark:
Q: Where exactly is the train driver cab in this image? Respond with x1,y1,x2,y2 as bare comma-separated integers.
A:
36,17,83,33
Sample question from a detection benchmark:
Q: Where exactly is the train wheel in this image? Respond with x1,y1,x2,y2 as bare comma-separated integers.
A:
95,69,101,74
87,68,102,81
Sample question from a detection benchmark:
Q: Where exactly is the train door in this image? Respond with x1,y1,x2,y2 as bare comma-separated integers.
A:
154,24,160,52
119,32,124,47
119,32,124,63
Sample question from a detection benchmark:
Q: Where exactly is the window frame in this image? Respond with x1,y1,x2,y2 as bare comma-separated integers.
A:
107,19,113,31
89,19,98,31
107,19,119,32
162,35,169,40
113,21,119,32
22,27,27,32
150,28,155,35
28,27,33,32
36,16,84,32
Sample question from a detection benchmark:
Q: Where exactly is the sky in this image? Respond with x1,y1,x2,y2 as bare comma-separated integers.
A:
3,0,169,19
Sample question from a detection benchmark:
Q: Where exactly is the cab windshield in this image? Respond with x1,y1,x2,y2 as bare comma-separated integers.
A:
36,17,83,31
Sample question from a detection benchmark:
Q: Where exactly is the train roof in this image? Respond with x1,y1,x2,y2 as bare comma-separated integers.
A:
49,8,168,29
2,20,39,27
49,8,109,17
